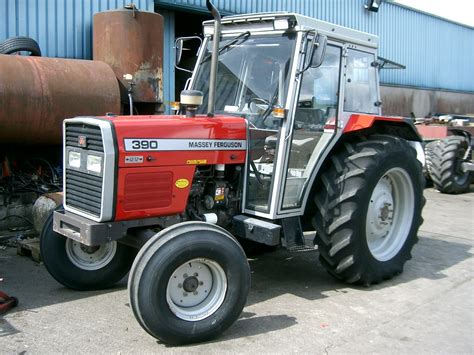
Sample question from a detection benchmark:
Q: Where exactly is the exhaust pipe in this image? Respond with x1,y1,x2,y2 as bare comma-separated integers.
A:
206,0,221,117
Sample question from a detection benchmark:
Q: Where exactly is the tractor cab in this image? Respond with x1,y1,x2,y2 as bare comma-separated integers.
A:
179,13,380,219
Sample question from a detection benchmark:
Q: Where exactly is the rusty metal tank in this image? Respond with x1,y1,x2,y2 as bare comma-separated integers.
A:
93,6,164,105
0,54,120,145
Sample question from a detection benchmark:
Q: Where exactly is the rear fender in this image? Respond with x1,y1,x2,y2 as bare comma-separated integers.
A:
343,114,422,142
301,114,424,228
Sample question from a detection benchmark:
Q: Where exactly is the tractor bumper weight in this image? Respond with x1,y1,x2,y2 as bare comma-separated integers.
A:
53,210,164,247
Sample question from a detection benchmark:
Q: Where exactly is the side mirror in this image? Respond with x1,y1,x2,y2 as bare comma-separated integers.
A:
174,36,203,73
175,38,184,66
310,34,327,68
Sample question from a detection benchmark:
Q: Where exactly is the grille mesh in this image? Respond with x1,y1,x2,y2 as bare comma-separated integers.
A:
65,123,104,217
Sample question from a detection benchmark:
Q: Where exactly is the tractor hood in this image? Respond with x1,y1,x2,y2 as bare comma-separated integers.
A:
108,114,248,168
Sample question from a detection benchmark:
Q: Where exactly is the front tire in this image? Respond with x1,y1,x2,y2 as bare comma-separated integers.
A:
430,136,471,194
40,212,136,290
313,135,425,285
128,222,250,345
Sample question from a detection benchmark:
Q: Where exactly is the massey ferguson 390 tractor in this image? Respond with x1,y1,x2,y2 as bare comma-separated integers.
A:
41,1,425,345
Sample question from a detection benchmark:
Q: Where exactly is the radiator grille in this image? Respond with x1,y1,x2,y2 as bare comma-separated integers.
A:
65,123,104,218
65,123,103,152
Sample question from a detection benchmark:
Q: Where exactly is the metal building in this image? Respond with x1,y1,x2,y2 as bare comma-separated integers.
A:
1,0,473,116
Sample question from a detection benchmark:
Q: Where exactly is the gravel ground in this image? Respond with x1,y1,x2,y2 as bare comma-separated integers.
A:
1,187,473,354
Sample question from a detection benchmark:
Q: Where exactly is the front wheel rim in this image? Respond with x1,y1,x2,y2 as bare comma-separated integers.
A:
65,239,117,271
166,258,227,322
366,167,415,261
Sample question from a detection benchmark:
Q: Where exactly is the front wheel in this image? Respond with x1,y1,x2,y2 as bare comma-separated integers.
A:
40,212,136,290
128,222,250,345
313,135,425,285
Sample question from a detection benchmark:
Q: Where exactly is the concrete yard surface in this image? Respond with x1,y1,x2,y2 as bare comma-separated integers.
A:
1,188,473,353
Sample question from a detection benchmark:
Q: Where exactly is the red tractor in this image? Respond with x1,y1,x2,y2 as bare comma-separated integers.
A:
41,1,425,345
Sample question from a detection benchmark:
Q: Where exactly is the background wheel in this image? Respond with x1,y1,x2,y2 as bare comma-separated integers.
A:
40,212,136,290
313,135,425,286
129,222,250,345
430,136,471,194
0,36,41,56
423,140,439,185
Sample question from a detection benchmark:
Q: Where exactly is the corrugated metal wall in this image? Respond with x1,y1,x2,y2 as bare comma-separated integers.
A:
1,0,472,104
0,0,155,59
156,0,474,92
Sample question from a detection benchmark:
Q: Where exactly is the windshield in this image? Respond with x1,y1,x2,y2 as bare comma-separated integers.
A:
193,33,296,128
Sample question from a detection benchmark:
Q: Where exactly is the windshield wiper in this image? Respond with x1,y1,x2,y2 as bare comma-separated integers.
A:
258,58,292,125
201,31,251,63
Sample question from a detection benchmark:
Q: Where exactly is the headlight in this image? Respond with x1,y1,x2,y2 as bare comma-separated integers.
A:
87,155,102,174
68,151,81,169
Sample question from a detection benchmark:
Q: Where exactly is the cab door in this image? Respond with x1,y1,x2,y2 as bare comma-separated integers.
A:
279,43,343,213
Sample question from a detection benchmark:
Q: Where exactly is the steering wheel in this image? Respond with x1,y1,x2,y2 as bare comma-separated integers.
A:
249,97,270,114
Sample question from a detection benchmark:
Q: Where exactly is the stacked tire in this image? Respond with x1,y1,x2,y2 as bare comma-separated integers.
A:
0,36,41,56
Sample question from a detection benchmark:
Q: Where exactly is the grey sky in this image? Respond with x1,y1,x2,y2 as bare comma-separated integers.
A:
394,0,474,27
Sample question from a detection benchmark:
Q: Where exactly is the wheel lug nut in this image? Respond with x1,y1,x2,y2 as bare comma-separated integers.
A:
183,273,188,278
178,283,183,288
194,272,199,277
183,292,188,297
193,291,198,295
199,281,204,286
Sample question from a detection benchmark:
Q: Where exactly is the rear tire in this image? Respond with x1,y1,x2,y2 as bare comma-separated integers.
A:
430,136,471,194
128,222,250,345
41,212,136,290
313,135,425,285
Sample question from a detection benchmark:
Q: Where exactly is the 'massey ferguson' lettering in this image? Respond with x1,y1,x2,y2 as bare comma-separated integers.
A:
213,141,243,149
124,138,246,151
188,141,243,149
189,141,213,149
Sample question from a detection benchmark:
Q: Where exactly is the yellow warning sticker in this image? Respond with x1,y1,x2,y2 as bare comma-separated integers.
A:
186,159,207,165
175,178,190,189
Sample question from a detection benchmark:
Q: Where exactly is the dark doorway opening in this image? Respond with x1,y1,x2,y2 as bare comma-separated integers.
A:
174,10,211,99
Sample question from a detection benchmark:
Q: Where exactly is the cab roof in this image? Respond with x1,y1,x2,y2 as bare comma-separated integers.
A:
203,12,378,48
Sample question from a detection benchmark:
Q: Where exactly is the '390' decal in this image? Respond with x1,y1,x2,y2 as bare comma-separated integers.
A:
124,139,159,151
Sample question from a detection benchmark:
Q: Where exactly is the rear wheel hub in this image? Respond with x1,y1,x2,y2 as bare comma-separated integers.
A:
366,168,414,262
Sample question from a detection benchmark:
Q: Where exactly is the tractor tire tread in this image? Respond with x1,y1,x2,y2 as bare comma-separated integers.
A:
312,135,424,285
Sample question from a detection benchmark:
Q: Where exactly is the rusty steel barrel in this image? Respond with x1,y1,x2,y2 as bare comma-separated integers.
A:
93,7,164,104
0,54,120,145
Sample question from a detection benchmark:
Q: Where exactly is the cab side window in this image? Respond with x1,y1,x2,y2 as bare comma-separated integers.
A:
295,44,341,131
344,49,378,114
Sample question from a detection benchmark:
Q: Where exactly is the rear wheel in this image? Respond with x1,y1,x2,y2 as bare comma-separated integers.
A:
313,135,425,285
41,212,136,290
430,136,471,194
129,222,250,345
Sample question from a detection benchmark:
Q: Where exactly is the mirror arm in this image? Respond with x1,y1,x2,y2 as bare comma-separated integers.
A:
174,36,203,73
297,32,317,76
